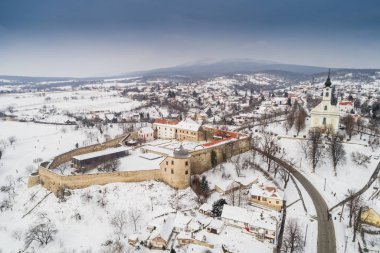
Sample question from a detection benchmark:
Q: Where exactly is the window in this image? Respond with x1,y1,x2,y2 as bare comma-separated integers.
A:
171,161,174,165
322,117,326,125
166,161,168,165
185,170,188,175
252,195,257,199
171,169,174,174
324,105,327,110
262,197,267,201
185,161,188,166
164,168,166,172
325,92,329,97
276,201,279,204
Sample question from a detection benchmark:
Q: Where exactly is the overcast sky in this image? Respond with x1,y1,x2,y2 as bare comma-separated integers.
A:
0,0,379,77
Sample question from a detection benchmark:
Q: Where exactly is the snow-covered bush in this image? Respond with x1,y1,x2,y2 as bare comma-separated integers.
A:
351,152,371,167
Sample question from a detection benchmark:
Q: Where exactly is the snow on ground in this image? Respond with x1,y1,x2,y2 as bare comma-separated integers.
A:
257,119,380,253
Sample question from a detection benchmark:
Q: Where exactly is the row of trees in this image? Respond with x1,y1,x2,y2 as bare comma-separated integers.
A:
300,128,346,175
284,101,307,136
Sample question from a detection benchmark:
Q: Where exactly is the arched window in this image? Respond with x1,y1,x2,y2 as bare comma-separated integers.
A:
325,92,329,97
324,106,327,110
322,118,326,125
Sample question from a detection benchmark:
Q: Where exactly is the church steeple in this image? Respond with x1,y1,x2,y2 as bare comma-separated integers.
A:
325,69,332,87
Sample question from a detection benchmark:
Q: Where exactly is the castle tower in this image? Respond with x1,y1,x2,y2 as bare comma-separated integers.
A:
159,144,191,189
310,70,340,132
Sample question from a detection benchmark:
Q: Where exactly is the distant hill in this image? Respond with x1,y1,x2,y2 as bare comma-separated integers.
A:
1,59,379,84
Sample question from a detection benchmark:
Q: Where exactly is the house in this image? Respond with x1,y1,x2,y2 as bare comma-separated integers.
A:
337,100,354,114
153,119,178,139
250,183,284,211
128,234,138,246
221,205,279,244
148,217,175,249
207,219,224,234
138,126,154,142
199,203,213,216
310,73,340,132
361,207,380,228
153,117,202,142
177,231,192,246
173,212,192,232
214,180,241,194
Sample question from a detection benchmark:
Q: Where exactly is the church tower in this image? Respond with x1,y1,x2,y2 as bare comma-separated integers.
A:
310,70,340,132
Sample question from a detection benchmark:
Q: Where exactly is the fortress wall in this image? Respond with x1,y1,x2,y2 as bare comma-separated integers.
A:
32,134,251,194
38,167,162,194
48,134,129,170
190,137,251,174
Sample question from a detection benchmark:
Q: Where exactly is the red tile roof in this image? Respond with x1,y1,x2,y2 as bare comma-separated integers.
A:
339,101,353,106
153,119,179,125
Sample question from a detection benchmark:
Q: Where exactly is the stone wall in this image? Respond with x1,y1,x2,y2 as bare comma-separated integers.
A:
31,133,251,194
190,137,251,174
39,167,162,194
48,134,129,170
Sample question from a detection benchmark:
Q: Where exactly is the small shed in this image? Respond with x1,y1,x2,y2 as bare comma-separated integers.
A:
207,219,224,234
128,234,138,246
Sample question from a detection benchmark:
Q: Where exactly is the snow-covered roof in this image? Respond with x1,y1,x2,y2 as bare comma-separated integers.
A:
208,219,224,230
175,117,201,131
221,205,278,232
177,231,192,240
72,146,131,161
139,126,154,134
199,203,212,212
221,205,252,224
250,183,284,201
150,216,175,242
174,212,192,229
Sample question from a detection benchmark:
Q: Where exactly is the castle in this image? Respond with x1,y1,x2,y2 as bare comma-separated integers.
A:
28,118,251,195
310,72,340,132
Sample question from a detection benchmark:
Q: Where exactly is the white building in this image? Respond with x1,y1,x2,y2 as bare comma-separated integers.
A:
221,205,279,244
138,126,155,141
337,100,354,114
310,73,340,132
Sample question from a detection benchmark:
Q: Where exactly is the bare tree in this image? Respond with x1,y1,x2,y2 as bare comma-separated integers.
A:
57,163,70,175
368,137,380,152
129,208,142,232
351,152,371,168
328,134,346,176
24,222,57,248
342,114,355,139
232,155,242,177
299,141,308,159
279,168,290,188
281,219,304,253
260,132,279,172
8,136,16,146
110,210,128,236
307,128,325,173
98,160,120,172
97,190,108,208
294,108,307,136
284,111,295,135
346,189,364,228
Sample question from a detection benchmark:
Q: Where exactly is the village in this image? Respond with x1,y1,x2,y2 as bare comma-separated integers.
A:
0,70,379,253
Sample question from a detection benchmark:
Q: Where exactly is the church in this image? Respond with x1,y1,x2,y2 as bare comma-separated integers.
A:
310,72,340,132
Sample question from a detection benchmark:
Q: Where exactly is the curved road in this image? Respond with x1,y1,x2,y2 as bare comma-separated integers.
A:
254,148,336,253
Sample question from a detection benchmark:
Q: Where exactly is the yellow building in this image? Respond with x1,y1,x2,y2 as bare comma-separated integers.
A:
250,183,284,211
361,208,380,228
